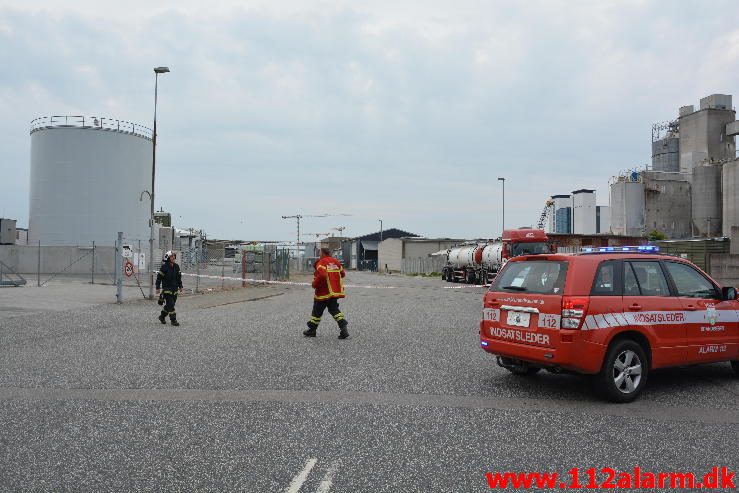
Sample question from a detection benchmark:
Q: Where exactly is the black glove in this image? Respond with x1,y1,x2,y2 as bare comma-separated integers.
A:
157,293,165,305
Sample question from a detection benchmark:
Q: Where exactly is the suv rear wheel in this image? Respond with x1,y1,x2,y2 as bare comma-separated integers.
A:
731,361,739,377
597,339,649,403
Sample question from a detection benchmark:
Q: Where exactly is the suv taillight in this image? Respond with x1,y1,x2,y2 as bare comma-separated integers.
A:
561,296,589,329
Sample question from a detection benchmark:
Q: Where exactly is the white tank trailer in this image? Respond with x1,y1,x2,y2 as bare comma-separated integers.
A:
443,229,551,284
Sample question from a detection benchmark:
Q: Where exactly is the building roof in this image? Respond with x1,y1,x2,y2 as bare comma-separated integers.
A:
351,228,419,242
571,189,596,194
551,194,570,199
396,237,466,242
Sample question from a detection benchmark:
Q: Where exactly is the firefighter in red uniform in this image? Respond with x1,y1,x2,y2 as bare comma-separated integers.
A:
304,247,350,339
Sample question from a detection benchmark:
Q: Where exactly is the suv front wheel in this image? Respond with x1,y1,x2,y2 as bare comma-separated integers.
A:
597,339,649,403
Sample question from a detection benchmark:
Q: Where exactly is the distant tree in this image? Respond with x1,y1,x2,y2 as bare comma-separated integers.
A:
648,230,668,241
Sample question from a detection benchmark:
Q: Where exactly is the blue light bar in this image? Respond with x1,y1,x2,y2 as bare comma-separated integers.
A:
580,245,660,254
480,341,489,347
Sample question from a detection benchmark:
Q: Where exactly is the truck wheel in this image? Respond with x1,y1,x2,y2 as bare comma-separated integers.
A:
731,361,739,377
597,339,649,403
447,270,455,283
467,271,476,284
441,270,447,281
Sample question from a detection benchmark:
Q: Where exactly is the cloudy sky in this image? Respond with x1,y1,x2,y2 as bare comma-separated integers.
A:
1,0,738,241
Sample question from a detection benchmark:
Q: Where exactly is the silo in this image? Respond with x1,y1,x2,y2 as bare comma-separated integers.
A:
651,137,679,172
29,116,153,245
551,194,571,233
722,159,739,237
691,163,722,237
609,176,645,236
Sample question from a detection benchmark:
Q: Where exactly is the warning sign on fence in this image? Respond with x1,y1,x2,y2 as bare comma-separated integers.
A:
124,260,134,277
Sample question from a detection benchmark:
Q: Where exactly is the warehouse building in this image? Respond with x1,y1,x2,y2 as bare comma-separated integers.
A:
378,237,464,273
342,229,418,271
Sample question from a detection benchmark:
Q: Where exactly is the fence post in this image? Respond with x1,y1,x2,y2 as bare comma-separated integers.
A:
195,244,200,293
241,253,246,287
91,241,95,284
221,262,225,290
37,240,41,287
115,232,123,303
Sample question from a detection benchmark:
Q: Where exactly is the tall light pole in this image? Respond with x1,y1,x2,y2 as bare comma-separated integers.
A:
498,177,506,235
379,219,383,242
149,66,170,300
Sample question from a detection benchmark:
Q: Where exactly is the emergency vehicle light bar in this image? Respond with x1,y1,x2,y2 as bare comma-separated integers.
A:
581,245,660,254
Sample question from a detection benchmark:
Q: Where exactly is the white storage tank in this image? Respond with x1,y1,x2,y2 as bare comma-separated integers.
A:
722,158,739,237
29,116,153,245
692,163,722,237
609,174,645,236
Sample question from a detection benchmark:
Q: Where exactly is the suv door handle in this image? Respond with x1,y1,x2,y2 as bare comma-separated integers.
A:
628,304,642,311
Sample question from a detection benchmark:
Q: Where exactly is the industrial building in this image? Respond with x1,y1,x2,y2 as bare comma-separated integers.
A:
28,116,154,245
378,237,464,272
611,94,739,239
341,229,418,271
545,190,609,235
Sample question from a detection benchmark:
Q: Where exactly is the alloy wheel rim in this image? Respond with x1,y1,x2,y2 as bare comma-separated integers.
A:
612,349,643,394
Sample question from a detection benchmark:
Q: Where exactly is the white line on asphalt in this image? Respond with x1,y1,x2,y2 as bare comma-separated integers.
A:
316,461,340,493
285,458,318,493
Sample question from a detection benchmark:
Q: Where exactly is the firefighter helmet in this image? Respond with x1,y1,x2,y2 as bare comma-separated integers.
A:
162,250,175,262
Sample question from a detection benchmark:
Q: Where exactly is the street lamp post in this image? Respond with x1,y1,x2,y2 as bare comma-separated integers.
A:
498,177,506,235
148,66,170,300
379,219,383,242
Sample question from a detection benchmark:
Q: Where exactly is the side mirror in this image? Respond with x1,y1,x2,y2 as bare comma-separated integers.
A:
721,286,737,301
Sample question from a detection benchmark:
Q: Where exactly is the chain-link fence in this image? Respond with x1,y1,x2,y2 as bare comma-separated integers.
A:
1,234,292,297
0,240,118,287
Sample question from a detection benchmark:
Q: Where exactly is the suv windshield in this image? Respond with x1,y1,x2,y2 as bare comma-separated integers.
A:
491,260,568,294
509,242,551,257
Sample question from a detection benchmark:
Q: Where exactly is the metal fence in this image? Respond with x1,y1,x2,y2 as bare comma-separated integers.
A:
118,236,291,297
0,241,119,287
401,257,446,275
1,234,291,298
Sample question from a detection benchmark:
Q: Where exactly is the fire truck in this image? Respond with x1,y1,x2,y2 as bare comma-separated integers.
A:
442,229,552,284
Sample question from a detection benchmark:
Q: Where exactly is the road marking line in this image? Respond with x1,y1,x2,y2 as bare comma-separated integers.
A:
285,458,317,493
316,461,340,493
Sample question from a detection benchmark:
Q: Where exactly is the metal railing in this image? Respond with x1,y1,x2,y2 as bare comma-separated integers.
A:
30,115,153,140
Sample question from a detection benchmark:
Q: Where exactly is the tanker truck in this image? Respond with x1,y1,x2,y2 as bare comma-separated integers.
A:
442,229,551,284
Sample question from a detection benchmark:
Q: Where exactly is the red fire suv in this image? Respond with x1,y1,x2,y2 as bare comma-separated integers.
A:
479,246,739,402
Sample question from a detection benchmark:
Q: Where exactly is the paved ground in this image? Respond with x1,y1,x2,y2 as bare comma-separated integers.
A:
0,271,737,491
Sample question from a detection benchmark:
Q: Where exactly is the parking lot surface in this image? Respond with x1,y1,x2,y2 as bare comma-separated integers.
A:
1,272,737,491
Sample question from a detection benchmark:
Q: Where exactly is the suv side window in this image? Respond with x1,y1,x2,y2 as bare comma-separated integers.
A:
625,261,670,296
663,261,719,299
591,261,619,296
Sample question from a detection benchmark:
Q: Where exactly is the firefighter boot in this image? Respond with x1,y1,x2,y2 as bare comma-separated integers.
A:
158,312,167,324
338,323,350,340
303,322,317,337
170,315,180,327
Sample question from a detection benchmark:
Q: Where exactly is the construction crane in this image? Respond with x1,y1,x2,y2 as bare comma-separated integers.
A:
281,213,351,246
536,199,555,230
331,226,347,236
301,232,331,239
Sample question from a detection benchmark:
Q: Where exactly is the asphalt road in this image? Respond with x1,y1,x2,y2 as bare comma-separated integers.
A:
0,271,737,492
